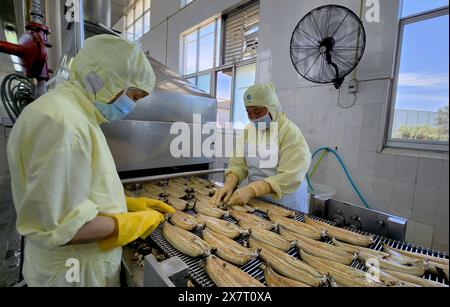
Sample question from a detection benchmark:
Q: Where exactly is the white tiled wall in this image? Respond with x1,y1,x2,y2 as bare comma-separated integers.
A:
278,84,449,252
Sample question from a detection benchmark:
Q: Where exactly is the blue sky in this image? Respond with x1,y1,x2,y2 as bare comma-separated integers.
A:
396,0,449,113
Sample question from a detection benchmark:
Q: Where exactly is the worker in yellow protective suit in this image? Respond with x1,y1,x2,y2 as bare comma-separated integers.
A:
211,83,312,213
7,35,175,287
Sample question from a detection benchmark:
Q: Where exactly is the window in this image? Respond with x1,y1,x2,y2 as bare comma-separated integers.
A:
4,28,22,72
387,2,449,151
233,63,256,129
181,19,221,93
183,31,198,75
215,69,233,127
197,74,211,94
223,2,260,65
181,2,259,127
181,0,194,8
126,0,151,41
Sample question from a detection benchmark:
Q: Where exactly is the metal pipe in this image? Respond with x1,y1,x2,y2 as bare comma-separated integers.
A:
30,0,44,24
44,0,61,71
121,169,226,185
0,41,25,57
77,0,85,49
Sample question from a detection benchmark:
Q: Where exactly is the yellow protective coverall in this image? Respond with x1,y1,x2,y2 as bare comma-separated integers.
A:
7,35,155,287
226,83,312,210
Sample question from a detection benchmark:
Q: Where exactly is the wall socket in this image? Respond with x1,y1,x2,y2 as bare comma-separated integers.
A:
348,80,359,93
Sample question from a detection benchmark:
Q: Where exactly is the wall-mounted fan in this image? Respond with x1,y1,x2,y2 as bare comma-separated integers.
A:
290,5,366,89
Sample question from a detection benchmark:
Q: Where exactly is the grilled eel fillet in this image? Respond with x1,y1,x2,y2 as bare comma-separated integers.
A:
205,255,265,287
248,199,296,218
139,190,168,202
168,180,194,193
304,216,374,247
261,263,310,287
331,238,390,258
248,238,325,287
382,270,448,287
279,227,356,265
169,177,189,186
195,186,216,197
169,210,204,231
167,196,195,211
227,205,256,213
299,250,385,287
196,214,248,239
165,185,188,199
194,199,229,218
202,228,258,266
360,251,427,277
249,227,296,252
268,213,323,240
191,177,216,188
382,244,449,279
144,183,167,197
301,249,414,287
162,222,211,257
230,210,276,231
194,192,214,205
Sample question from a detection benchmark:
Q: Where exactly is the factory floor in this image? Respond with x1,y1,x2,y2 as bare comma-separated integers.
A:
0,125,21,287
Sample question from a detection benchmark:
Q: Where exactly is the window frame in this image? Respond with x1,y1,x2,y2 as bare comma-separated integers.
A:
181,0,194,8
210,59,257,123
386,6,449,152
181,18,221,94
126,0,151,41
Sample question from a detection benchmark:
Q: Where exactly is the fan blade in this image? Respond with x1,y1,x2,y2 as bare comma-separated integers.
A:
295,28,321,46
293,51,320,66
304,53,322,78
325,6,332,37
331,51,356,69
310,13,324,41
330,11,350,38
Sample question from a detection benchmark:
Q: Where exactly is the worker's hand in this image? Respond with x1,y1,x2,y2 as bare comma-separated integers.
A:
99,210,165,251
126,196,175,214
210,173,240,206
227,181,272,206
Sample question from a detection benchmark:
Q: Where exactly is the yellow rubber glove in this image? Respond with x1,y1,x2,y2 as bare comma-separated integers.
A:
210,173,240,206
227,181,272,206
99,210,164,251
126,196,175,214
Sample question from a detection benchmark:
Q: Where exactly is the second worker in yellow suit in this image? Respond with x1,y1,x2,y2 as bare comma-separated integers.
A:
7,35,175,287
212,83,312,213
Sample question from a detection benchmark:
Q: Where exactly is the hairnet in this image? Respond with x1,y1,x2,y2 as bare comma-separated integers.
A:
69,34,156,104
244,82,282,119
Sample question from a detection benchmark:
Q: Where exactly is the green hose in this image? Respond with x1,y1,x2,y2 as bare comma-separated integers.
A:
309,149,328,180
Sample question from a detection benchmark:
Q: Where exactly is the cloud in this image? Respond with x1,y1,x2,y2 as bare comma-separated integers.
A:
398,93,449,103
398,73,449,88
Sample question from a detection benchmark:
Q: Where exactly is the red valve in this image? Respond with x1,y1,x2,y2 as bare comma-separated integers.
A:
0,22,51,81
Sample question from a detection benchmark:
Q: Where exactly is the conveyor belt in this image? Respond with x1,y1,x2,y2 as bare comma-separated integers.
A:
150,204,449,287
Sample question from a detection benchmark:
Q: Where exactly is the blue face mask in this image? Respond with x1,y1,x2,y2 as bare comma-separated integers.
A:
251,113,272,130
95,92,136,122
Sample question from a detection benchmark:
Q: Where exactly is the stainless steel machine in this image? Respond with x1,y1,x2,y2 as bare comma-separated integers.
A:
309,195,407,242
102,56,217,175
